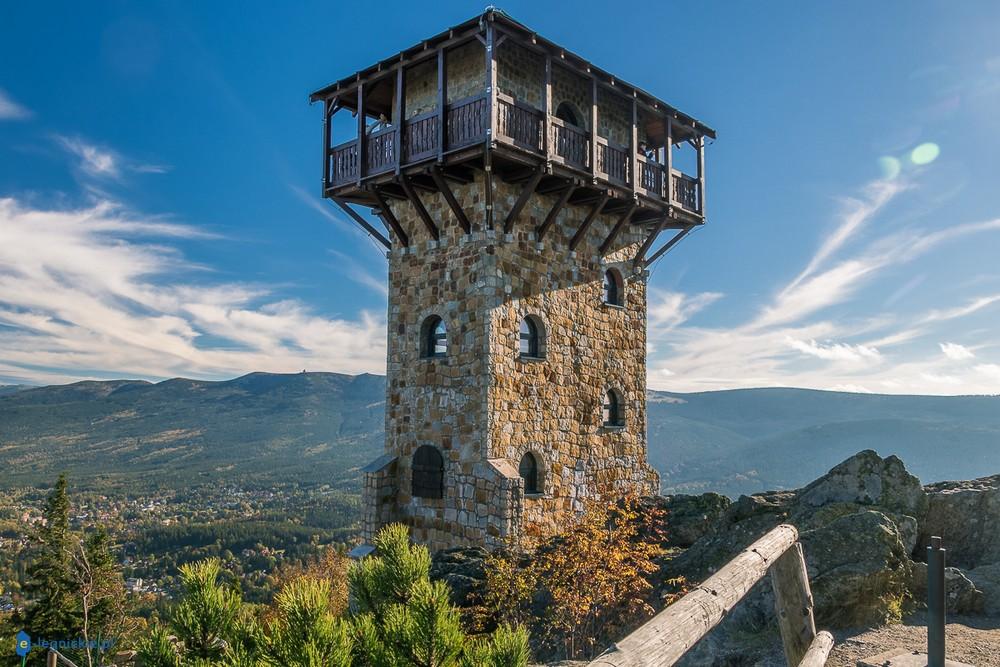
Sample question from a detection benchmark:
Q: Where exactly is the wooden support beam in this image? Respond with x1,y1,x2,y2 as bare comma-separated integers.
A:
331,198,390,249
598,203,636,255
633,217,666,268
437,47,447,162
664,114,673,202
771,542,819,667
536,185,575,240
484,17,498,230
697,135,706,218
399,176,439,240
371,189,409,247
642,225,692,267
322,100,333,194
394,66,404,175
504,169,543,234
587,525,800,667
798,631,835,667
590,77,599,180
356,83,365,187
430,166,471,234
569,193,608,251
543,55,552,165
630,95,638,196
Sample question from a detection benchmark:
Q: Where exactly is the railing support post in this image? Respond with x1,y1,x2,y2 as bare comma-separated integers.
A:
927,536,946,667
771,541,818,666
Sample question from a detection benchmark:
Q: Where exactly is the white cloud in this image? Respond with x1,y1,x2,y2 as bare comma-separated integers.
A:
54,135,169,181
648,290,723,330
0,88,31,120
940,342,975,361
786,338,881,363
648,177,1000,396
0,197,386,383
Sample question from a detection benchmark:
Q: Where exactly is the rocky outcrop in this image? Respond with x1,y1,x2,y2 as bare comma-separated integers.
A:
653,493,731,548
429,546,489,605
797,450,927,519
920,474,1000,568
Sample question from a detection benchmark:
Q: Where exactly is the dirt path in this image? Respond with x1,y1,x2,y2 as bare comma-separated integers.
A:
829,614,1000,667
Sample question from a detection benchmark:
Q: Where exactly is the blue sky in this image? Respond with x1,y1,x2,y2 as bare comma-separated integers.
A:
1,1,999,394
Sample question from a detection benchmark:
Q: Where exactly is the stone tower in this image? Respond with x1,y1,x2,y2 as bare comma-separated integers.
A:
311,10,713,551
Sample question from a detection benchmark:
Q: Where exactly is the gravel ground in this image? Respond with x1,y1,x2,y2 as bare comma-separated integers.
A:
829,614,1000,667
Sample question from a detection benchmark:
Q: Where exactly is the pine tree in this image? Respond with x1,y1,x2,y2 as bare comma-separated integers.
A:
17,474,80,644
170,559,243,661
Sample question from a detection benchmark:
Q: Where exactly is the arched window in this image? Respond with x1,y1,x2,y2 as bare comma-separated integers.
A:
555,102,582,128
412,445,444,499
603,269,624,306
603,389,625,427
519,452,540,494
519,316,544,358
420,315,447,358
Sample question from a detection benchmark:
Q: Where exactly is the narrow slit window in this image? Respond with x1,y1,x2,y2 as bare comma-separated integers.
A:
603,389,624,427
519,452,540,494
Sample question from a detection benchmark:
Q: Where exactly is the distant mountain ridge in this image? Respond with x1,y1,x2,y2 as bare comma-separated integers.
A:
0,373,997,496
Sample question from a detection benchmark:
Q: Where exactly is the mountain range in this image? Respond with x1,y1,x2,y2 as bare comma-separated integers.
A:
1,373,997,496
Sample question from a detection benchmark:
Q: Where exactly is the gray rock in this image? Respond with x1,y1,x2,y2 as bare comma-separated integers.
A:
796,450,927,519
966,562,1000,616
656,493,732,547
920,474,1000,569
430,546,488,605
908,562,984,615
800,510,914,627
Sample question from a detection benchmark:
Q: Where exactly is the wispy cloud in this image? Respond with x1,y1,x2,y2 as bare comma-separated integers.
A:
649,177,1000,395
54,135,170,181
0,88,31,120
0,197,385,384
940,342,975,361
649,290,723,330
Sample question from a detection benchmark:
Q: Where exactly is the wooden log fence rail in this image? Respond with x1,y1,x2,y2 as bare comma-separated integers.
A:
587,524,834,667
46,650,80,667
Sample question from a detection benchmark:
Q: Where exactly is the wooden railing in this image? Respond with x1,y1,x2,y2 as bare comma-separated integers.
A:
551,117,589,168
447,94,487,149
46,650,80,667
365,126,396,176
403,111,439,162
637,155,664,196
597,138,630,186
497,93,543,152
672,170,700,213
330,140,359,185
587,525,834,667
324,94,704,219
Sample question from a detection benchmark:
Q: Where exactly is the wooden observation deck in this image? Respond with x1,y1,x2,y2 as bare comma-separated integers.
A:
310,9,715,265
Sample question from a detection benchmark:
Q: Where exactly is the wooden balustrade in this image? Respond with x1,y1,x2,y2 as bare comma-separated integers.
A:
325,93,704,220
403,111,439,162
497,93,543,152
551,117,589,168
447,94,488,149
365,126,396,176
330,140,359,185
587,525,834,667
598,139,630,186
637,156,664,196
672,171,700,213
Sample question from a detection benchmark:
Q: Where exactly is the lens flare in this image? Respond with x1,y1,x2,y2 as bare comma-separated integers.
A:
910,143,940,165
878,156,902,179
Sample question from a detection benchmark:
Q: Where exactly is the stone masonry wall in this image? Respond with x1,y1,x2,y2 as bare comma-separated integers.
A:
375,173,658,551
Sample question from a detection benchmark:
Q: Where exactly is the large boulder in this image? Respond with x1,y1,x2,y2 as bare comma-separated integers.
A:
966,562,1000,616
800,510,914,627
919,474,1000,569
796,450,927,519
907,562,984,615
429,546,488,605
655,492,732,548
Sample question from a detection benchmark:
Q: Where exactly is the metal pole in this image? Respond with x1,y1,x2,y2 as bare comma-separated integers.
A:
927,535,946,667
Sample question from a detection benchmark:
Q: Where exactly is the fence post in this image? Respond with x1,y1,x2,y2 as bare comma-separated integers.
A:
927,536,946,667
770,541,818,665
46,651,58,667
